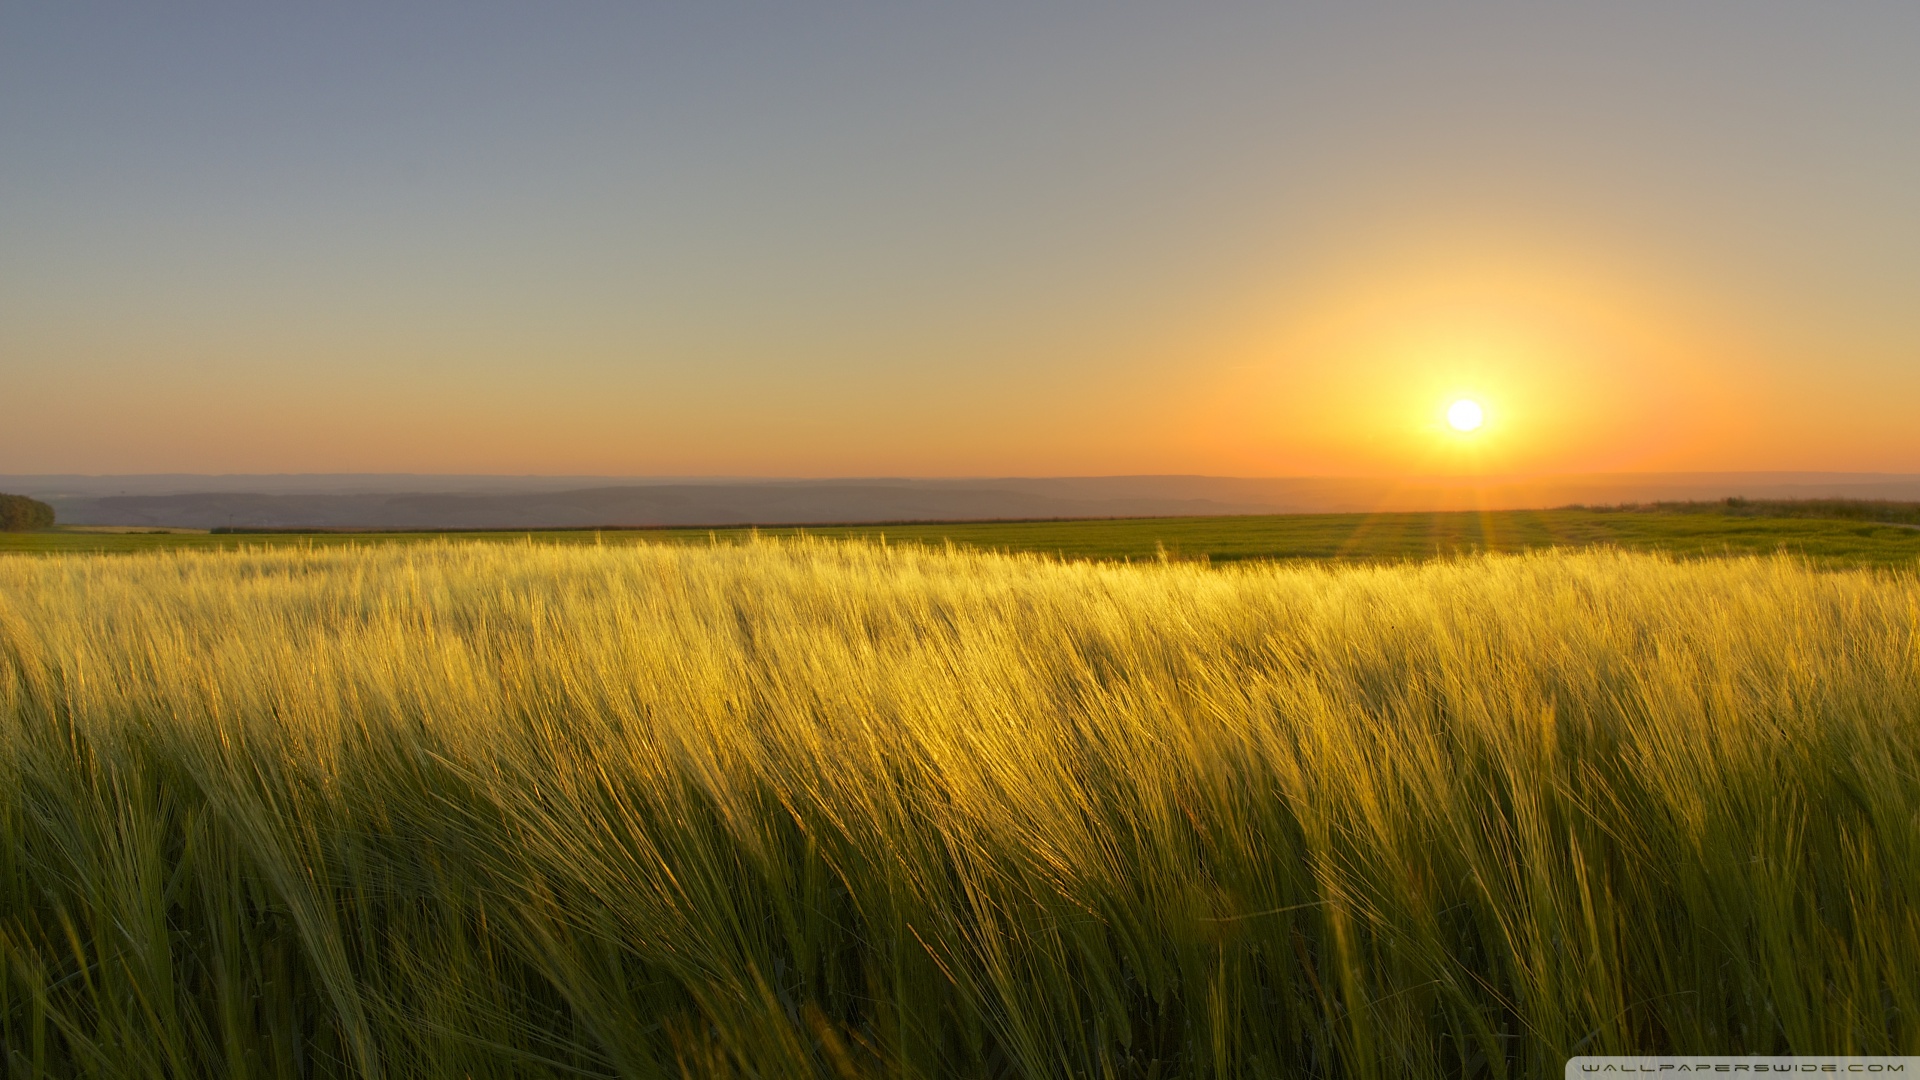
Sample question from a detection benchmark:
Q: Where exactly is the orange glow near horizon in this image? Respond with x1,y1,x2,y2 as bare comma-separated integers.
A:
1185,242,1767,480
6,232,1903,479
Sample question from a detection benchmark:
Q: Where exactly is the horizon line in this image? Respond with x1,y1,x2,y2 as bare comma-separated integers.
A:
10,469,1920,483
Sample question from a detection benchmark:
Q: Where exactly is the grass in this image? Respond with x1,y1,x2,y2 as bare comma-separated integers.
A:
4,502,1920,567
1644,497,1920,526
2,537,1917,1078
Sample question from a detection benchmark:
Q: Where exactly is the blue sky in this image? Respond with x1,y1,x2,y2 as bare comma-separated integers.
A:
4,3,1918,476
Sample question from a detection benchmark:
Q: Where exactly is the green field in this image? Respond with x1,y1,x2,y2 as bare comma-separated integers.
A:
7,503,1920,567
2,539,1917,1077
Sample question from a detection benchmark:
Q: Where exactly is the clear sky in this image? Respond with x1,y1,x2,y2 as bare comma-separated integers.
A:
4,3,1917,478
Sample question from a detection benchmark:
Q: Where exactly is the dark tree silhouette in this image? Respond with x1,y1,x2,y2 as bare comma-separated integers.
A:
0,493,56,532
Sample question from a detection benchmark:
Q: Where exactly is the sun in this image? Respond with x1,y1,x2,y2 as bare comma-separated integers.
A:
1446,398,1485,432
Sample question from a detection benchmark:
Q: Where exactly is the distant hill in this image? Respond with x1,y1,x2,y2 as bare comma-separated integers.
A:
34,484,1252,530
7,473,1920,530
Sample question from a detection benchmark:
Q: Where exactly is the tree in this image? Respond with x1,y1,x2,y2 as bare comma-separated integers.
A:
0,493,55,532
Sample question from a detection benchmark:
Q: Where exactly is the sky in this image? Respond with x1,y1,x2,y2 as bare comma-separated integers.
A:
3,3,1918,479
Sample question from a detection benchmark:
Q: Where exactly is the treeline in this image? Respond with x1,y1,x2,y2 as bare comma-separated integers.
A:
0,493,55,531
1709,496,1920,525
1571,496,1920,526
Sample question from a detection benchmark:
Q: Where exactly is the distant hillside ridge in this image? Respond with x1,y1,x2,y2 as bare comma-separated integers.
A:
1575,497,1920,527
15,473,1920,530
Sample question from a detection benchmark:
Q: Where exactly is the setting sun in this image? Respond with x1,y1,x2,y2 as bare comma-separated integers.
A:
1447,398,1486,432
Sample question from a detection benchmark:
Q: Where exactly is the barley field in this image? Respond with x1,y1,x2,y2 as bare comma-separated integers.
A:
2,539,1916,1078
11,505,1920,568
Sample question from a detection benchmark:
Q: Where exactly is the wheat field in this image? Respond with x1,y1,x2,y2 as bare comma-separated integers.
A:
2,539,1916,1078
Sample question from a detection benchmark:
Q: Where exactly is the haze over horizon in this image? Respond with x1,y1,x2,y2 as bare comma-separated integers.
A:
12,470,1920,531
5,4,1918,479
